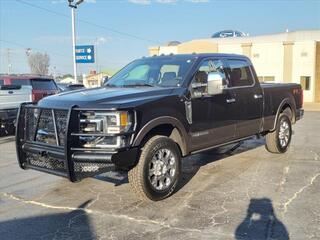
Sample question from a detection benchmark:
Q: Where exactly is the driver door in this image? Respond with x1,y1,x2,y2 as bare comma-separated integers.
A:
189,58,237,151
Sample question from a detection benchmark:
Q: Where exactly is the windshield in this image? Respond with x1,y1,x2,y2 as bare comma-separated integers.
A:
106,57,195,87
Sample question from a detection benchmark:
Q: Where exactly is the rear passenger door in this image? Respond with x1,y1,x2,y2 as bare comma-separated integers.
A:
225,59,263,138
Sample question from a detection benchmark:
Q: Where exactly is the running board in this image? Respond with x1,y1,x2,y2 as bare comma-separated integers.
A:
191,136,254,155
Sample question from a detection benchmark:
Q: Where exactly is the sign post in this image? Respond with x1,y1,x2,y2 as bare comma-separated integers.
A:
71,7,77,83
68,0,85,84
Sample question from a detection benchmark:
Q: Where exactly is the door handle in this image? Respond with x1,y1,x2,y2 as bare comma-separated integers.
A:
254,94,263,99
226,98,236,103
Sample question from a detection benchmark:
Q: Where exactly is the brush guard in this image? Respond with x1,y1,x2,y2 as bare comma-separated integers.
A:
16,103,137,182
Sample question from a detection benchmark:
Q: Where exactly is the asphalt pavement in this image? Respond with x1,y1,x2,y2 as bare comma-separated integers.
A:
0,112,319,240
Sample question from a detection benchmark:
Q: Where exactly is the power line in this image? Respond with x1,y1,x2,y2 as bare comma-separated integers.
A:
0,38,127,67
0,39,72,59
15,0,159,44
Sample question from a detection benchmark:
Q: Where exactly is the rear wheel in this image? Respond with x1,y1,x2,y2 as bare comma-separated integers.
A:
265,112,292,153
128,135,181,201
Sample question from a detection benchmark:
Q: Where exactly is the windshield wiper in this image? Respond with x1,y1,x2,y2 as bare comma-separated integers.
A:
123,83,155,87
105,83,118,87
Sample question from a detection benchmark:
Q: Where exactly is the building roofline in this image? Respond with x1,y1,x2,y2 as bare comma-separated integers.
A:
150,30,320,50
196,29,320,44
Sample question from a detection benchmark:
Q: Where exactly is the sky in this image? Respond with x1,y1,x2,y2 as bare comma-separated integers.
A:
0,0,320,76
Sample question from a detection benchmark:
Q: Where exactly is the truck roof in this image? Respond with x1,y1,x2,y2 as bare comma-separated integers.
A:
146,53,248,60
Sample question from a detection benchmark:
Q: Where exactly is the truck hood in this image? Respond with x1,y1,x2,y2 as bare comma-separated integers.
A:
38,86,179,109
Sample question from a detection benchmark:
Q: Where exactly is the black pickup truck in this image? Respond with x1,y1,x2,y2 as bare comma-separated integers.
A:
16,54,304,201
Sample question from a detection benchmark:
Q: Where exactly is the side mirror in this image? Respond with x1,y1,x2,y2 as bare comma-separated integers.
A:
103,76,109,84
207,72,226,95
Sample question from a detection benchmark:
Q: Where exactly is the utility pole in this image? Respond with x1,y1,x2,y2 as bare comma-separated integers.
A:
52,66,57,80
6,48,12,74
68,0,84,83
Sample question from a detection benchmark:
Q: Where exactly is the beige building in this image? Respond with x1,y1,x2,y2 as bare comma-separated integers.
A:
60,77,76,84
83,71,110,88
149,30,320,103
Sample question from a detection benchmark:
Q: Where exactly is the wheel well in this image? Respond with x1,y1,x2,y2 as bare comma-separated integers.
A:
280,103,294,122
139,124,186,156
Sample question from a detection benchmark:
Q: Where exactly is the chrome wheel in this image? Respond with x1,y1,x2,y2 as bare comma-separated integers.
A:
278,119,290,147
148,148,177,191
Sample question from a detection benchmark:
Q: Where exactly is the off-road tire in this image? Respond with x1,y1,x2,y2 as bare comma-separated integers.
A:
265,111,292,154
128,135,181,201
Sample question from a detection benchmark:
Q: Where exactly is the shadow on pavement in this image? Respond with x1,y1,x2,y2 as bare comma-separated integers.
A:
94,138,265,197
235,198,289,240
0,200,95,240
176,138,265,193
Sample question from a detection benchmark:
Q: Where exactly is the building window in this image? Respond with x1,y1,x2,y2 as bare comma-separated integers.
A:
264,76,275,82
301,52,308,57
258,76,275,82
300,76,310,90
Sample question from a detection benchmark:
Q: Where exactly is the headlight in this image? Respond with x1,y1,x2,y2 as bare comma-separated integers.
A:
81,136,129,149
80,111,133,134
79,111,134,149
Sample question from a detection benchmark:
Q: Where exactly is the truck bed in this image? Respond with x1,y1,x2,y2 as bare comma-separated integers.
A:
260,82,303,130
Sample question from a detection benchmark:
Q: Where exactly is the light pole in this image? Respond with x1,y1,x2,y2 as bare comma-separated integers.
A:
68,0,84,83
94,37,99,73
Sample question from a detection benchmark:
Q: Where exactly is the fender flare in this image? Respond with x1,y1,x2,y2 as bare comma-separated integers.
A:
271,98,296,131
132,116,189,156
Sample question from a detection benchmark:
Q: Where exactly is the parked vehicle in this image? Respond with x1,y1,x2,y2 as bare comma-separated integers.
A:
16,54,303,201
57,83,85,92
1,75,59,102
0,75,58,135
0,85,32,135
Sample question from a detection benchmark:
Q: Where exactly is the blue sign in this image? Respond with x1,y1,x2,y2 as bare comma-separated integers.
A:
75,45,95,63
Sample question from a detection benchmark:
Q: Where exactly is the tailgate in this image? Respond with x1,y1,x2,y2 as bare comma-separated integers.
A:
0,86,32,109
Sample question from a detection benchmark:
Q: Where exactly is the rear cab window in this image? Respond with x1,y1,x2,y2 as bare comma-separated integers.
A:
31,79,58,90
10,79,31,86
226,59,254,87
0,79,4,86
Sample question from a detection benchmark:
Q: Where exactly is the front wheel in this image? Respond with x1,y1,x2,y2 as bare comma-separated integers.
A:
265,113,292,153
128,135,181,201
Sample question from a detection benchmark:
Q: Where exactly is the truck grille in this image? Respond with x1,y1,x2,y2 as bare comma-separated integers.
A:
25,108,68,146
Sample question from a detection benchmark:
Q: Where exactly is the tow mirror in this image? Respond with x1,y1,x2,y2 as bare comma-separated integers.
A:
207,72,226,95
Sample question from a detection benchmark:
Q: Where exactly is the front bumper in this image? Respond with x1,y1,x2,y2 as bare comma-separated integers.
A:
16,103,139,182
0,108,18,126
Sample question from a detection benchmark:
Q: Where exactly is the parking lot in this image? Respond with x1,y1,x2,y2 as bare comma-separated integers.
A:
0,112,319,240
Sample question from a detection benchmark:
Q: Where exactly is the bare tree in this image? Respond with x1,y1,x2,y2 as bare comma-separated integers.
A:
27,52,50,75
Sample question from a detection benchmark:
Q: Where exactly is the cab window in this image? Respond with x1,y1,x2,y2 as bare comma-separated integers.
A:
191,59,227,98
226,59,254,87
31,79,58,90
159,64,180,86
11,79,31,86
